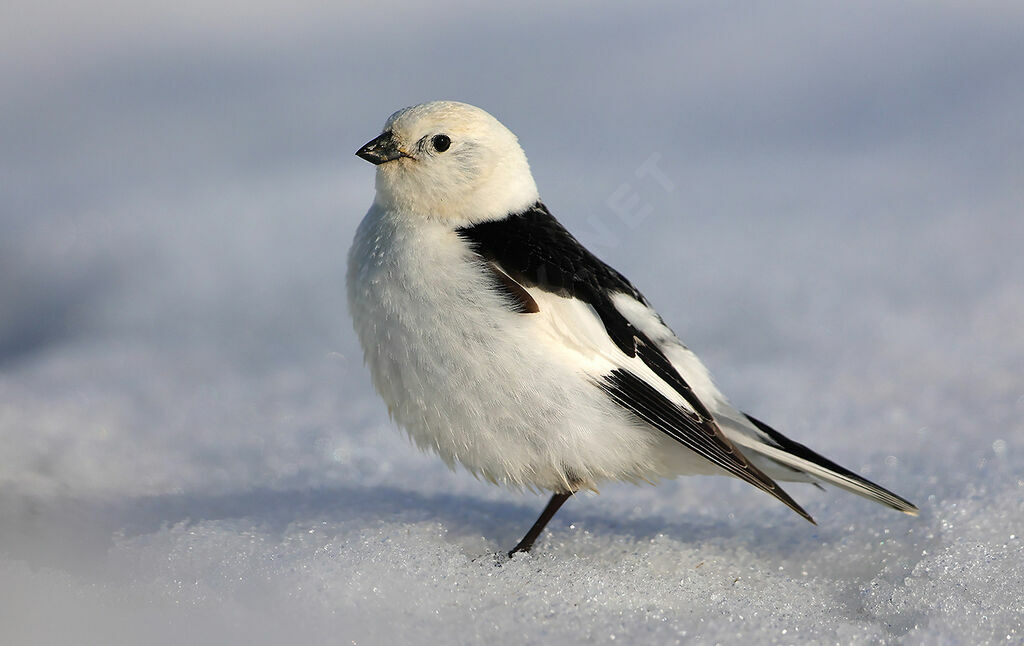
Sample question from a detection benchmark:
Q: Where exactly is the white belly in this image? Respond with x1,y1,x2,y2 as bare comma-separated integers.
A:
346,206,715,492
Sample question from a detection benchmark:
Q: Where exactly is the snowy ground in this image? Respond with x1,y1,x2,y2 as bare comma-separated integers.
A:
2,2,1023,644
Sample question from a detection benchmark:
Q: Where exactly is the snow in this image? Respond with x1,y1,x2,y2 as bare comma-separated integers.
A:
2,2,1023,644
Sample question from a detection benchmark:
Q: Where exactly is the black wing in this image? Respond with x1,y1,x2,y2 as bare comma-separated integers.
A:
604,371,814,522
458,202,712,413
457,202,813,521
457,202,644,348
744,413,918,514
483,261,539,314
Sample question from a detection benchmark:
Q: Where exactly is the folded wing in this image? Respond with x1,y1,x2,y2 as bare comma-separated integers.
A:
457,202,815,521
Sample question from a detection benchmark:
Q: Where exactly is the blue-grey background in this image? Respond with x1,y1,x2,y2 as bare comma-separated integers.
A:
2,2,1022,644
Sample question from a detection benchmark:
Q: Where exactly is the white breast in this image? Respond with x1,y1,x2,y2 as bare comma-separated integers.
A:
346,205,717,491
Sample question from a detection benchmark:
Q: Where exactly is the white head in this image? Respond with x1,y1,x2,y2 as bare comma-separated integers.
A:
356,101,539,225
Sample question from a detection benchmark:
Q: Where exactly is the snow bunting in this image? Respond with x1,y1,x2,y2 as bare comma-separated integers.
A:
348,101,917,555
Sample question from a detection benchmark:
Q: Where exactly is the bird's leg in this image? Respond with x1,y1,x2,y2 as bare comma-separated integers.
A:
507,491,574,556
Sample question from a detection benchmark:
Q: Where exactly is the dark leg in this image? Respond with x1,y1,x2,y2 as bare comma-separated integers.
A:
508,491,573,556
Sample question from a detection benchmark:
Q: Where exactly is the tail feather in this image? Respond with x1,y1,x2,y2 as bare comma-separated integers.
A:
735,414,919,516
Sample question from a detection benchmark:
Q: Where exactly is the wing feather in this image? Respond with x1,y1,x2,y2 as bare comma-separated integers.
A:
457,202,814,521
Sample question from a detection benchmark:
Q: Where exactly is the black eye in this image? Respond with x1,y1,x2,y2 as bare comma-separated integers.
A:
431,134,451,152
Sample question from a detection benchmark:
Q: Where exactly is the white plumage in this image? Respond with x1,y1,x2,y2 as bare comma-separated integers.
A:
347,100,916,554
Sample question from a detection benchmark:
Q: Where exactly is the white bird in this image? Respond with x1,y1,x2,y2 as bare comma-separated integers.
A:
347,101,917,556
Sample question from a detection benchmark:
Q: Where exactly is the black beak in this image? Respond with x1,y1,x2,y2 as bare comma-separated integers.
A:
356,130,410,165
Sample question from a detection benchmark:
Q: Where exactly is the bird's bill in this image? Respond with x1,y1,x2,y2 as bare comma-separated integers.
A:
356,130,412,165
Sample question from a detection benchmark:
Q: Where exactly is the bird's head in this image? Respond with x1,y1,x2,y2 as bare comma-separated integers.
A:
356,101,539,225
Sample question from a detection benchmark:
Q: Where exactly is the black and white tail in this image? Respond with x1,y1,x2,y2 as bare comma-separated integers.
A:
732,413,919,516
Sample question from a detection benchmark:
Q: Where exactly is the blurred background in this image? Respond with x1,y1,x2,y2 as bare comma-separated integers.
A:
2,2,1022,644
